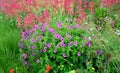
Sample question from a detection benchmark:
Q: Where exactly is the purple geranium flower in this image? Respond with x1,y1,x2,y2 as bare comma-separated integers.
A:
87,41,91,48
31,39,34,43
32,45,35,49
74,42,78,46
43,48,46,52
40,27,43,31
39,35,43,39
77,52,81,56
57,22,62,28
46,44,51,48
42,22,47,28
63,54,67,58
48,27,55,33
96,50,103,55
60,37,64,41
22,31,30,39
23,53,27,59
36,59,40,63
54,50,57,53
36,38,39,42
56,44,60,48
61,43,66,47
54,33,61,39
68,41,73,46
34,25,39,30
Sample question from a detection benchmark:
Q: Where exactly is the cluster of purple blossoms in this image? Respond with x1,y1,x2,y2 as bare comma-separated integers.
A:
54,33,61,39
46,43,51,48
40,23,47,32
60,42,66,47
22,30,30,39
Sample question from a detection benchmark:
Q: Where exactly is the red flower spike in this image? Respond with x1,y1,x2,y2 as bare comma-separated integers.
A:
9,68,14,73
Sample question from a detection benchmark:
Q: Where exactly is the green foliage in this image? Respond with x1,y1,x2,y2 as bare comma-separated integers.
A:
0,13,27,73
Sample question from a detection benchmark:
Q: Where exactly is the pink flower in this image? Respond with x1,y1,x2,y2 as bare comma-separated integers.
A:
44,10,50,20
87,42,91,48
24,13,35,25
57,22,62,28
23,53,27,59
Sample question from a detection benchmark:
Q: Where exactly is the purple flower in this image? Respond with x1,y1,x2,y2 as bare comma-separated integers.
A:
36,59,40,63
68,41,73,46
74,24,80,28
39,35,43,39
23,53,27,59
56,44,60,48
46,44,51,48
34,25,39,29
54,33,61,39
66,33,72,39
63,54,67,58
54,50,57,53
43,49,46,52
66,26,72,30
77,52,81,56
74,42,78,46
36,38,39,42
40,27,43,31
96,50,103,55
60,37,64,41
87,41,91,48
48,27,55,33
22,31,30,38
27,45,30,49
61,43,66,47
94,36,96,39
57,22,62,28
18,42,24,49
42,22,47,28
32,45,35,49
31,39,34,43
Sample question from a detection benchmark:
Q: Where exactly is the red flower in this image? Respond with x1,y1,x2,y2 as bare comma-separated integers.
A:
9,68,14,73
89,1,94,9
45,65,51,73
